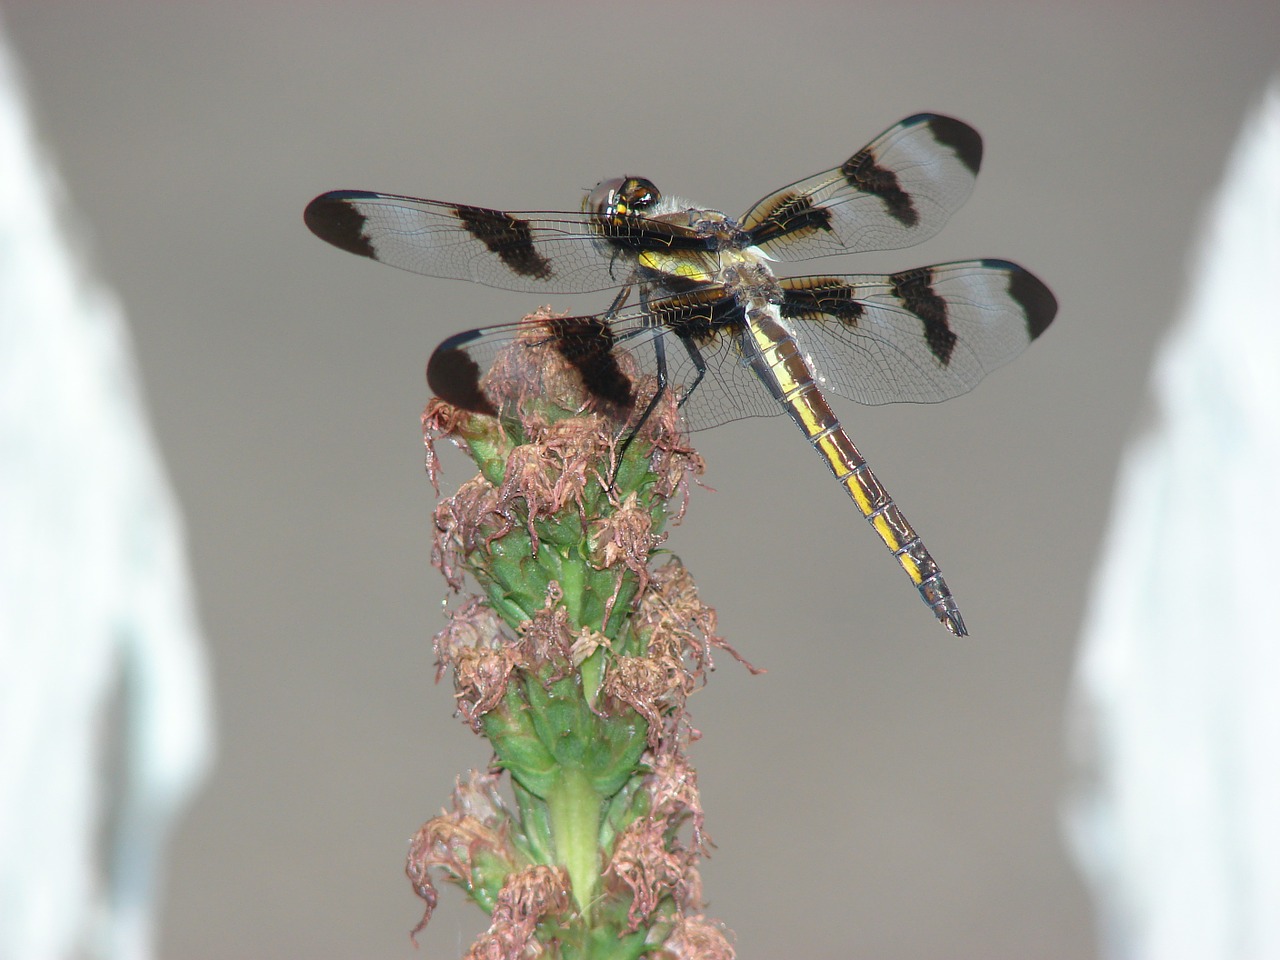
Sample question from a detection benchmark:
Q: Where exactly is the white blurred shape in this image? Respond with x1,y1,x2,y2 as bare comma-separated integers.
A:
1067,79,1280,960
0,17,213,960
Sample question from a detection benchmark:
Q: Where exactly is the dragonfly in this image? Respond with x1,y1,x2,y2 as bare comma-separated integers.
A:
304,113,1057,636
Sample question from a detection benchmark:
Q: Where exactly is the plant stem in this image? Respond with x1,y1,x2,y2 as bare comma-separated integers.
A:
546,763,603,918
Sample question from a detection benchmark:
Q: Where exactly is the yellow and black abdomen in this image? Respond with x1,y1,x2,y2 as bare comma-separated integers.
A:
742,307,967,636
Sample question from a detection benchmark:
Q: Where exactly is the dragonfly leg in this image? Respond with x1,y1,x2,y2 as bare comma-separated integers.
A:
675,334,708,410
609,327,668,487
600,282,633,322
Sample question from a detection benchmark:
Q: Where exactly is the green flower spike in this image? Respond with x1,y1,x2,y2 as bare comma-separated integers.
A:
410,310,756,960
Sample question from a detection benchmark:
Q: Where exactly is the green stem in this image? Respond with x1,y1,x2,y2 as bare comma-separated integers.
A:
580,645,605,710
546,763,602,918
557,549,585,623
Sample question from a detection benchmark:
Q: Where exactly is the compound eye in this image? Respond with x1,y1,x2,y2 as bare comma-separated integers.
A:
585,177,627,216
618,177,660,212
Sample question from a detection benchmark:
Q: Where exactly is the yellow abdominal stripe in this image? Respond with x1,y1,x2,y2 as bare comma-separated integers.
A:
637,251,713,282
895,549,925,583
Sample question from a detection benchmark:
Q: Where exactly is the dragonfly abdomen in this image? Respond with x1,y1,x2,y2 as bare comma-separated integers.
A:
744,308,968,636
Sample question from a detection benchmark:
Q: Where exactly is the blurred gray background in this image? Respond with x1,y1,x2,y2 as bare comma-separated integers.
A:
7,2,1278,958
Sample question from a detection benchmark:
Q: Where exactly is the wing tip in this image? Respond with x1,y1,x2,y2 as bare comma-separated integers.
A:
921,114,983,177
898,113,983,176
426,330,499,416
303,192,377,259
973,259,1057,340
1007,267,1058,340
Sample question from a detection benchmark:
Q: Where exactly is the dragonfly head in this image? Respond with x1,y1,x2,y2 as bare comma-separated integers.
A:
585,176,662,219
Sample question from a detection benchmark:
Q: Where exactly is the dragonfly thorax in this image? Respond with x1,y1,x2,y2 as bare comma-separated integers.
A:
688,209,753,253
718,260,784,307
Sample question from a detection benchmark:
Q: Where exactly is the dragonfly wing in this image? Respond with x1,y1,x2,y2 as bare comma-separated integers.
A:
742,114,983,262
306,190,651,294
427,296,784,431
778,259,1057,405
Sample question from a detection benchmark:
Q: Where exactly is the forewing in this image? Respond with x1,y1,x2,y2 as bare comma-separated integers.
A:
741,114,983,262
779,259,1057,405
305,189,698,294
